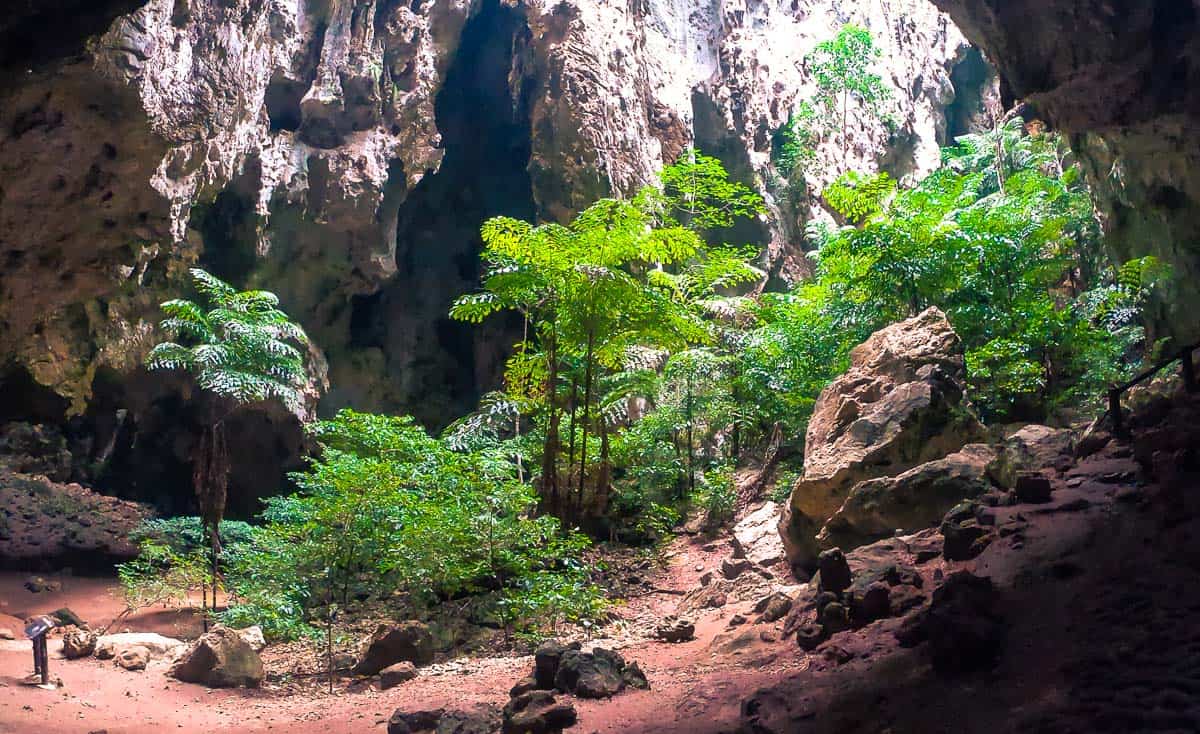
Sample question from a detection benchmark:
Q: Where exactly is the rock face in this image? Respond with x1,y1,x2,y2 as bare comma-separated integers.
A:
169,626,264,688
818,443,997,551
0,0,989,511
352,621,434,676
928,0,1200,346
731,502,788,569
780,308,984,569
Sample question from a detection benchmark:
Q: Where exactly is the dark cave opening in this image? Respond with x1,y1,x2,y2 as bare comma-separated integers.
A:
194,160,262,288
335,0,533,430
265,73,306,132
945,48,996,142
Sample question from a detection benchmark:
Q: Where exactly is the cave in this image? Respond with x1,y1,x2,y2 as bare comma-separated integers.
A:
328,0,532,430
193,161,261,288
944,47,996,142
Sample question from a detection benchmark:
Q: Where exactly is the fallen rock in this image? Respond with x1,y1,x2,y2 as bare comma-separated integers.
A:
380,661,418,690
533,640,579,689
23,575,61,593
62,629,97,659
51,607,86,628
387,708,445,734
623,661,650,690
940,502,995,561
169,626,264,688
510,676,538,697
753,592,793,623
654,616,695,643
780,308,984,567
796,623,827,651
555,647,640,699
115,645,150,671
990,424,1074,488
848,582,891,626
435,704,502,734
351,621,433,676
95,633,184,661
816,549,852,593
819,443,997,550
731,502,787,567
503,691,577,734
818,601,851,635
721,557,752,580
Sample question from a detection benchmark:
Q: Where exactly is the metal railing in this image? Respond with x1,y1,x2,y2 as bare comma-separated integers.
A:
1109,344,1198,436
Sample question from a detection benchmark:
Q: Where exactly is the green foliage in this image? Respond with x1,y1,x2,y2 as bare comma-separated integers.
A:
117,531,211,615
217,409,604,640
773,100,821,177
806,24,893,163
822,171,897,224
147,268,308,413
743,118,1146,427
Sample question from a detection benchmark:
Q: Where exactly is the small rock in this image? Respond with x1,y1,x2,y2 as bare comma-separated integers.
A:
533,640,579,689
23,576,61,593
705,592,728,609
796,623,826,651
819,643,854,665
387,708,445,734
753,592,793,623
622,661,649,690
728,614,747,627
698,571,714,587
816,549,852,593
849,582,891,626
62,629,97,659
1013,472,1053,504
654,616,695,643
115,645,150,671
330,651,356,671
721,557,752,580
51,607,85,629
0,628,14,640
502,690,577,734
380,662,418,690
819,602,850,635
555,648,628,698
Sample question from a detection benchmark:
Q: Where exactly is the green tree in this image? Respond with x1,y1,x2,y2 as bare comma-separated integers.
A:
145,268,308,623
806,24,893,165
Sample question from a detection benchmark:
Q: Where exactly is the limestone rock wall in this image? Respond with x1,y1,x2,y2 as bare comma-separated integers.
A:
0,0,986,510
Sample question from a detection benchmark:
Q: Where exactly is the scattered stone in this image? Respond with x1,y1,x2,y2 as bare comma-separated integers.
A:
654,616,695,643
432,704,502,734
753,592,793,623
114,645,149,671
622,661,650,690
380,661,418,690
351,621,433,675
23,576,61,593
721,557,752,580
169,626,264,688
62,629,97,659
330,651,356,671
705,592,728,609
728,614,747,627
698,571,713,587
502,690,577,734
1013,472,1053,504
816,549,852,593
941,502,995,561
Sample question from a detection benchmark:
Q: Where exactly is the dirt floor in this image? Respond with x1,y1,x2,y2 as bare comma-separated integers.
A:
2,434,1198,734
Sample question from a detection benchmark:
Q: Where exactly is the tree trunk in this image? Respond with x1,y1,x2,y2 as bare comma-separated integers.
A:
577,328,596,520
541,330,560,516
192,414,229,628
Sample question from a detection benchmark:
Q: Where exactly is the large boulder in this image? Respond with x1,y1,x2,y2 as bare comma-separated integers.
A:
351,621,434,676
62,629,97,659
169,626,264,688
780,308,984,569
502,690,578,734
818,443,998,550
554,647,646,699
731,502,787,568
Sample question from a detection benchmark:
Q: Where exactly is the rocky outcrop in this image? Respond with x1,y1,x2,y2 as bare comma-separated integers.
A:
818,443,997,551
928,0,1200,346
780,308,984,569
0,1,989,512
351,620,434,675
